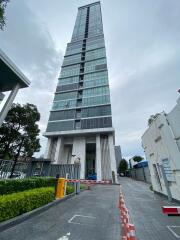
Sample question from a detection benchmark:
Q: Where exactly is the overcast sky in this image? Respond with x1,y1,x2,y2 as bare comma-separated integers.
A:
0,0,180,159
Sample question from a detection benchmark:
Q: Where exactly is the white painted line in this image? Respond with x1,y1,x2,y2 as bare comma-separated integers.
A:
57,232,71,240
167,226,180,238
68,214,96,225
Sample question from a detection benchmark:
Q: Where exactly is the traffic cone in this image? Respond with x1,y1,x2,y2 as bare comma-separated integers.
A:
128,224,136,240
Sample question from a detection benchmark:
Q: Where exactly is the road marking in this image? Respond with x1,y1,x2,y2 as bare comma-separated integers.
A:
167,226,180,238
68,214,96,225
57,232,70,240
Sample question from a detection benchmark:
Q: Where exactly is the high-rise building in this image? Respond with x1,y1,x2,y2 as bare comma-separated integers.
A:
44,2,117,181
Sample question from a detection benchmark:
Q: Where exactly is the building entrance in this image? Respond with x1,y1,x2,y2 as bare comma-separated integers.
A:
85,143,96,179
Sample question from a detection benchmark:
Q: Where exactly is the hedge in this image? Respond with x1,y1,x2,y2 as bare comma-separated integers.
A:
0,177,56,195
66,184,74,195
0,187,55,222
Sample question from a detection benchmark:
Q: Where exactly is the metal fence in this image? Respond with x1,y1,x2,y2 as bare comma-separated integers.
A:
129,166,151,184
0,159,80,180
49,164,79,179
0,159,30,179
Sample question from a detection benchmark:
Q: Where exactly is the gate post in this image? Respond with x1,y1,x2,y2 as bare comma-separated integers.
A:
74,162,81,194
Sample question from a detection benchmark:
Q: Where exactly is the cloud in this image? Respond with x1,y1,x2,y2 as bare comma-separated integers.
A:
1,0,180,160
0,0,63,155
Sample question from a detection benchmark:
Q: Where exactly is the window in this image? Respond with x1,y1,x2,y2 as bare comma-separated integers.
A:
82,95,110,107
84,71,108,81
81,105,111,118
63,53,81,65
46,120,74,132
76,109,81,118
85,48,106,61
60,64,80,78
58,76,79,86
83,86,109,97
75,120,81,129
84,58,107,73
54,91,77,101
84,78,108,88
49,110,76,121
56,83,78,92
81,117,112,129
52,99,77,110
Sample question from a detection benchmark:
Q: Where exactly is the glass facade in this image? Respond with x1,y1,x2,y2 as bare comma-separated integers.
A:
46,2,113,132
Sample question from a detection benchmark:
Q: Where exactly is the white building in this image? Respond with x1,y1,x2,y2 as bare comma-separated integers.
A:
142,96,180,201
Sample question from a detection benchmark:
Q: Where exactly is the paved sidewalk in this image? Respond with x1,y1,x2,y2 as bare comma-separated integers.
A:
120,177,180,240
0,185,120,240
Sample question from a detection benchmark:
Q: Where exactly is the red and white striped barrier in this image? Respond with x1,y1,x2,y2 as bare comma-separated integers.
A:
162,206,180,215
118,185,137,240
65,179,111,184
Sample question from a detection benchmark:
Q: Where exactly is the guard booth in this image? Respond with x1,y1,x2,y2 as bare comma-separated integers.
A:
28,157,51,177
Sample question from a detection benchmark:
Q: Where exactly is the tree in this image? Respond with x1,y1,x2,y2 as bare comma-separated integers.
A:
0,0,9,30
132,155,144,163
118,159,128,173
0,103,41,160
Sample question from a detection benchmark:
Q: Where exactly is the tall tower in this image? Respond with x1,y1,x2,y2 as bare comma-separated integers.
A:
44,2,117,181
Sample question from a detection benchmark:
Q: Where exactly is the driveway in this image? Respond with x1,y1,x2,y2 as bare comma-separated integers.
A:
120,177,180,240
0,184,120,240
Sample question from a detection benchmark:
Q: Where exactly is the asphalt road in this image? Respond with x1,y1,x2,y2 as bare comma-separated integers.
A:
0,184,120,240
120,177,180,240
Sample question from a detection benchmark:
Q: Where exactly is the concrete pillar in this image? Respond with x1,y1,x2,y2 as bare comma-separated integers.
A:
54,137,63,164
72,137,86,179
44,138,52,159
0,83,20,127
108,134,117,183
96,134,102,180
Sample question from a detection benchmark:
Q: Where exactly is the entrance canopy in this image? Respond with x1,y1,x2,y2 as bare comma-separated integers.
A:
0,49,30,92
0,49,30,127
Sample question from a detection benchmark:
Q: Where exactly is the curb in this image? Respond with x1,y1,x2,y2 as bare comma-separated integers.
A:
0,192,76,232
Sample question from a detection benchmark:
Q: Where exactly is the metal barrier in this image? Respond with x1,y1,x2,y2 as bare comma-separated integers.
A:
129,166,151,183
0,159,29,179
0,159,80,181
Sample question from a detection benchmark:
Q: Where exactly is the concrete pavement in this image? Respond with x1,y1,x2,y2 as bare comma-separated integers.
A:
0,185,120,240
120,177,180,240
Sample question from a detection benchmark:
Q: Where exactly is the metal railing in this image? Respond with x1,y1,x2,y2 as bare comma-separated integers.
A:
0,159,29,179
0,159,80,180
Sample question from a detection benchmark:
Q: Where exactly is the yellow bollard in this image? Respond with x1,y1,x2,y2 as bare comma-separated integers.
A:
56,178,65,199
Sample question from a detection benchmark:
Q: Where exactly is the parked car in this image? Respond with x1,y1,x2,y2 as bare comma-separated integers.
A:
119,172,125,177
0,171,26,179
87,173,97,180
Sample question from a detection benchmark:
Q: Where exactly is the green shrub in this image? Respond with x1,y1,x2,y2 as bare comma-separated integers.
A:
0,187,55,222
0,177,56,195
80,184,86,190
66,184,74,195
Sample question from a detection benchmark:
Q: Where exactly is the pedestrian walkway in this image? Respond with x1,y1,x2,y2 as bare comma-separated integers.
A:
120,177,180,240
0,185,120,240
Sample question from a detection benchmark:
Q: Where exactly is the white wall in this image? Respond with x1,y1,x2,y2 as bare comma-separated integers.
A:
142,97,180,201
72,137,86,179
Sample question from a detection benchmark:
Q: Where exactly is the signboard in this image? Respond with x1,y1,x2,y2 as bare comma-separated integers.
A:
161,158,175,182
